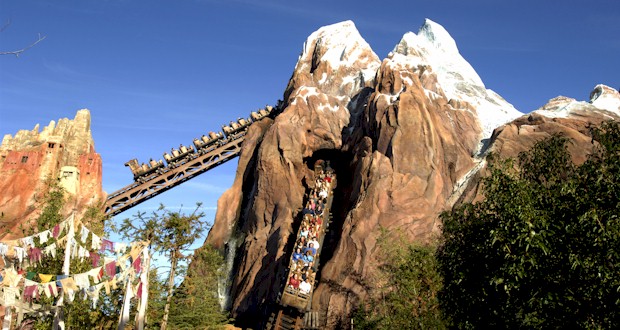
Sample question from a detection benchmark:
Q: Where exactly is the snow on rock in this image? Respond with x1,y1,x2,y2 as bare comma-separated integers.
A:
290,20,381,100
534,84,620,119
390,19,522,140
590,84,620,116
279,20,381,153
533,96,582,118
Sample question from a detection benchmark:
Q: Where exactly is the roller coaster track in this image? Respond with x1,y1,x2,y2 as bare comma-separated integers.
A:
103,134,246,217
266,163,334,330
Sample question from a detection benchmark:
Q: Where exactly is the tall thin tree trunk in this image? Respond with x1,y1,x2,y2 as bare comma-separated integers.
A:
160,250,178,330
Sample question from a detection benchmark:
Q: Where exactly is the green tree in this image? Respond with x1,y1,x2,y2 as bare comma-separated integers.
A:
169,244,231,329
115,203,210,330
351,229,445,329
437,121,620,328
144,268,167,330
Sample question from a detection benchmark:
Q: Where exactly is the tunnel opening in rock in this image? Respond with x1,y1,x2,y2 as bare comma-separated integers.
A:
302,148,356,281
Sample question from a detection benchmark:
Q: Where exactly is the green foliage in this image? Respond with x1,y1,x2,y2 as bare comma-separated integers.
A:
145,268,167,330
114,203,212,329
438,121,620,329
351,229,445,329
114,203,207,261
29,178,65,234
169,244,231,329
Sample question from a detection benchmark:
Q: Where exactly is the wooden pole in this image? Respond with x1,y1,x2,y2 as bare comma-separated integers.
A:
117,276,133,330
2,307,11,330
54,212,74,330
135,247,150,330
16,284,25,325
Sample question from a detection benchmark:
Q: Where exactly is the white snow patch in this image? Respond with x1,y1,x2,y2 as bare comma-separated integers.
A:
534,101,577,118
377,93,395,107
362,67,377,83
424,89,441,101
297,86,320,98
341,75,357,89
294,21,381,100
302,20,378,70
292,86,348,113
590,84,620,117
318,72,328,84
336,95,351,103
401,75,414,87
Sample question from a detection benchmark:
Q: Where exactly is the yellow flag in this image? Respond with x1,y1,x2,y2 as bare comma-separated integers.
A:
39,274,54,283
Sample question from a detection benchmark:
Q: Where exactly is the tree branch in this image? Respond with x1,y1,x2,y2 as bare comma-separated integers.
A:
0,33,46,57
0,19,11,33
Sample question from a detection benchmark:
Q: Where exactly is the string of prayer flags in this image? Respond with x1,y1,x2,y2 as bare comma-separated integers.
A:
1,212,151,330
0,237,148,327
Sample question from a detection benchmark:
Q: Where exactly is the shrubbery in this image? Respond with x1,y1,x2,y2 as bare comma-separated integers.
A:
438,121,620,328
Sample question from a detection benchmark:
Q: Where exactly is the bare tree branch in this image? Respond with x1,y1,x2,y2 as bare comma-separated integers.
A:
0,33,47,57
0,19,11,33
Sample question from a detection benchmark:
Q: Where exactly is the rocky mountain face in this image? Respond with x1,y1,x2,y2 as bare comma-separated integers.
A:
0,110,104,239
489,84,620,163
204,20,619,328
458,84,620,206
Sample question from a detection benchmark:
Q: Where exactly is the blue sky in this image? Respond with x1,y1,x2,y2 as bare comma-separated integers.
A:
1,0,619,236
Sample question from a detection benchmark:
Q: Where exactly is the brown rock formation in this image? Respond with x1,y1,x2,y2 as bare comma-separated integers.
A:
203,19,619,329
205,20,489,327
490,85,620,164
0,109,105,239
459,86,620,207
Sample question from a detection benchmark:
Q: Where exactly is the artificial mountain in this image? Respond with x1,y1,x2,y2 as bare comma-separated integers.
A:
201,19,620,328
0,110,104,240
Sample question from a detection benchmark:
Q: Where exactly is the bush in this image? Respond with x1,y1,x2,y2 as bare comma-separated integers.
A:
437,121,620,328
351,229,445,329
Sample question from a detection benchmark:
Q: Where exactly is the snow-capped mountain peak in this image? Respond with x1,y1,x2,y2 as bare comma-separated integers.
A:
389,19,522,140
418,19,461,58
299,20,378,73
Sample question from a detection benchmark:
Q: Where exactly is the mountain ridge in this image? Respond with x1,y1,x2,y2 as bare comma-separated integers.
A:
203,19,619,328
